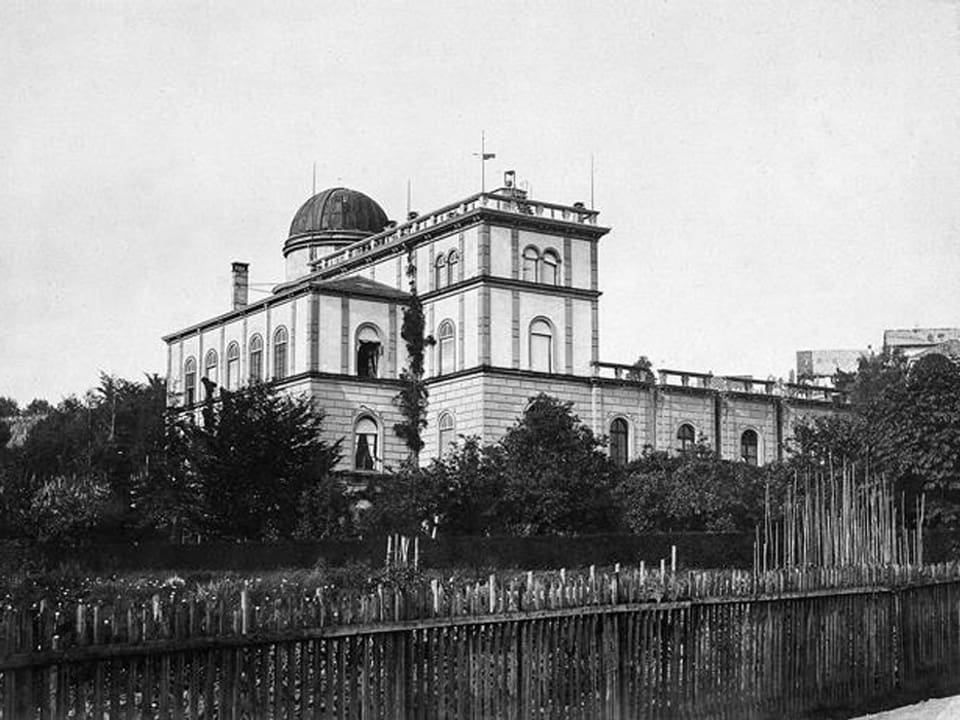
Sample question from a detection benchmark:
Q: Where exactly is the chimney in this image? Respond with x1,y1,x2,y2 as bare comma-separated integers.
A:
231,262,249,310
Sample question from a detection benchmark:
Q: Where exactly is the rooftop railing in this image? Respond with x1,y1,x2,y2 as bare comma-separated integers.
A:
311,192,600,274
591,362,846,402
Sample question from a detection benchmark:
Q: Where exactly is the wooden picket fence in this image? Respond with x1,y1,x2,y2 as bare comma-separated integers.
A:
3,563,960,718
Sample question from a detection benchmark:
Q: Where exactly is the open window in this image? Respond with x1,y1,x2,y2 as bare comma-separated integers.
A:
354,416,379,471
356,325,382,378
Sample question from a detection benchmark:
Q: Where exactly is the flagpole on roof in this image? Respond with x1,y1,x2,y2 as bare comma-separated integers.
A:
590,153,595,210
482,131,486,193
474,130,496,194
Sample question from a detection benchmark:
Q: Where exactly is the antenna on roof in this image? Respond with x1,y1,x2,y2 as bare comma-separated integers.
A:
406,179,412,217
312,162,316,196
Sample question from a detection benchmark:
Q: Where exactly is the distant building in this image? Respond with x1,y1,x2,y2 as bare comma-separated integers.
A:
883,328,960,360
163,176,842,473
796,349,868,382
797,328,960,382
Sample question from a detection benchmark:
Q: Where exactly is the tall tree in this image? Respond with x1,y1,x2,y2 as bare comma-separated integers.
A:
866,353,960,524
184,382,342,540
394,248,431,466
497,394,620,534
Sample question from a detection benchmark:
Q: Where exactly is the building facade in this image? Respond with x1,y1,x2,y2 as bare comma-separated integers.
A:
163,181,843,473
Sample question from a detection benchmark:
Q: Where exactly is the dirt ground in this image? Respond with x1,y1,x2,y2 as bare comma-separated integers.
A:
851,694,960,719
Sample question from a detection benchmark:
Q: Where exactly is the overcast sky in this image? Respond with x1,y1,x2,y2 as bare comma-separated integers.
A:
3,1,959,406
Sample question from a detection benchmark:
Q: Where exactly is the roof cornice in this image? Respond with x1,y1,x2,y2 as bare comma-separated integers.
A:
162,280,404,343
305,192,610,282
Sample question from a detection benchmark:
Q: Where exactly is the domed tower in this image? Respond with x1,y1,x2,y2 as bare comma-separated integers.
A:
284,187,389,280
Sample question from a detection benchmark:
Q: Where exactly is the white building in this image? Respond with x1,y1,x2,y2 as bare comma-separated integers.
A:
164,179,841,474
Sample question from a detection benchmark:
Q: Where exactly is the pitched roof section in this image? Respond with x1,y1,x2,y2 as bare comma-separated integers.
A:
312,276,409,301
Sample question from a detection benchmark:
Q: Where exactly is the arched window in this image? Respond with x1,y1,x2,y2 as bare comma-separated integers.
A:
610,418,629,466
437,320,456,375
204,349,218,386
248,335,263,382
741,429,759,466
434,254,447,290
354,416,379,471
225,342,240,390
447,249,459,286
529,318,553,373
438,412,456,452
273,327,288,380
677,424,696,454
184,357,197,405
541,249,560,286
522,246,539,282
356,325,381,378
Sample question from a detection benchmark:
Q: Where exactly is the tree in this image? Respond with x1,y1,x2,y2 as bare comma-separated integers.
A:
865,354,960,525
130,414,204,542
846,348,910,408
369,395,621,536
15,375,166,498
627,355,655,382
0,397,18,418
394,249,432,466
184,382,342,540
617,445,773,533
293,473,355,539
366,437,506,536
23,399,52,416
787,413,868,471
25,475,118,543
360,464,444,535
497,394,621,534
787,350,960,527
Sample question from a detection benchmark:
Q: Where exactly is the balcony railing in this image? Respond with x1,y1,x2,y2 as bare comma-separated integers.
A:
591,362,846,402
311,192,600,274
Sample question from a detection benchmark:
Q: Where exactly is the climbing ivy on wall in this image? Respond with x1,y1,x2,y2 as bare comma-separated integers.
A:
394,248,432,465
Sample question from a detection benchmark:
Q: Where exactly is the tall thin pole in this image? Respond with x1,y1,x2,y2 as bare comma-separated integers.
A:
590,153,595,210
406,179,411,216
473,130,495,194
312,162,316,196
481,131,486,192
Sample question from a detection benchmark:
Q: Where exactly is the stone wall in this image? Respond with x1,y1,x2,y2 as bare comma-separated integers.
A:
419,369,847,465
